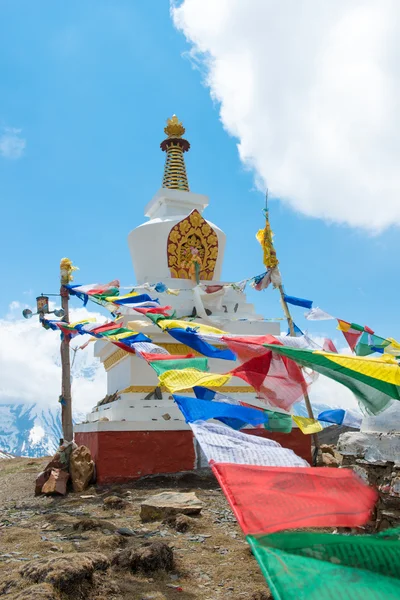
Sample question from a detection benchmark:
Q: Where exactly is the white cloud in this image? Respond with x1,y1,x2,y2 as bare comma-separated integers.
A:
172,0,400,232
0,302,107,414
0,127,26,159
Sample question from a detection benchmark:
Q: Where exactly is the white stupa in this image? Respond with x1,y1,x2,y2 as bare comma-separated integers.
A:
75,116,310,484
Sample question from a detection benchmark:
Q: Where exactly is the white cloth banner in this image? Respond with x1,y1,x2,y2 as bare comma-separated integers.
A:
304,307,335,321
134,342,170,356
190,421,309,467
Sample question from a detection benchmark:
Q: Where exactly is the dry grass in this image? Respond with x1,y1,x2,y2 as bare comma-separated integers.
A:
0,457,270,599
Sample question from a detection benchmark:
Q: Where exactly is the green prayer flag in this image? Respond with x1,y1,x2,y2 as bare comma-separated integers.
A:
264,409,293,433
148,357,209,376
247,528,400,600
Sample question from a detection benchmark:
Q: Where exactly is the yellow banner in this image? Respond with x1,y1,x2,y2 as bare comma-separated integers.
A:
159,369,231,393
292,415,323,435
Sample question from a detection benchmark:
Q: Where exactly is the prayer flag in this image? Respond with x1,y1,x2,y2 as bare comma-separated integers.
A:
148,357,208,376
247,528,400,600
166,327,236,360
317,408,345,425
190,421,308,467
158,369,231,393
304,307,335,321
292,415,323,434
211,463,378,535
283,295,313,309
337,319,365,351
173,395,269,429
263,343,400,415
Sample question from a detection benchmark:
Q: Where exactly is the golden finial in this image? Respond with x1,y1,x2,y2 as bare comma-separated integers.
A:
164,115,185,139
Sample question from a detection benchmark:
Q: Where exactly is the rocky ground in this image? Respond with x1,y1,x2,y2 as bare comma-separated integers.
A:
0,457,270,599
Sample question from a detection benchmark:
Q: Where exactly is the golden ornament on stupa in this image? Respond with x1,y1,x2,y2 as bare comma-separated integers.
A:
164,115,185,138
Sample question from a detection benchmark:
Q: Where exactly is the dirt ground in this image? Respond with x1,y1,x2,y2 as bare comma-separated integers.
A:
0,457,270,599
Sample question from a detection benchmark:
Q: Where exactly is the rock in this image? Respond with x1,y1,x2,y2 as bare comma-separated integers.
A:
321,453,340,468
140,492,202,522
35,471,50,496
320,444,336,457
116,527,137,537
19,552,109,591
69,446,95,493
12,583,58,600
113,541,173,573
41,469,70,495
251,593,271,600
103,495,126,510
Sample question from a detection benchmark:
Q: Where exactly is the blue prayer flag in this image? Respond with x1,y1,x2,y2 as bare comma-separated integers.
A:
173,395,269,430
283,295,313,309
167,328,236,361
317,409,345,425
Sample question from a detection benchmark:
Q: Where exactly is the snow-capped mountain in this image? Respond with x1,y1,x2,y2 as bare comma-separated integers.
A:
0,403,86,458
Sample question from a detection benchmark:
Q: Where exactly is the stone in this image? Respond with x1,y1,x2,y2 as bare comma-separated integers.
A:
320,444,336,457
69,445,95,492
321,453,340,468
140,492,202,522
41,469,69,496
103,495,126,510
35,471,50,496
116,527,137,537
113,541,173,573
251,593,271,600
19,552,109,590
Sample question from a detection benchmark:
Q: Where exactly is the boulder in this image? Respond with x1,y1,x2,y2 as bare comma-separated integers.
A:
140,491,202,522
113,541,173,573
41,469,69,495
19,552,109,591
174,514,193,532
70,445,94,492
35,471,51,496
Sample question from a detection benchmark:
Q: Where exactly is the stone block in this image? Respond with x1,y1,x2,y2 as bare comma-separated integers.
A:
140,491,203,522
41,468,69,496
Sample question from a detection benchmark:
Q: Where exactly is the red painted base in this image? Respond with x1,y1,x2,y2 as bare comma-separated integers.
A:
75,428,312,485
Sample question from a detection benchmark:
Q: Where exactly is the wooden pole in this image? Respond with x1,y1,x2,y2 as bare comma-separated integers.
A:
60,260,73,442
264,193,319,456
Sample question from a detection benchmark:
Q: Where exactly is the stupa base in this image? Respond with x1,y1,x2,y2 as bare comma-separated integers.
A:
75,422,312,485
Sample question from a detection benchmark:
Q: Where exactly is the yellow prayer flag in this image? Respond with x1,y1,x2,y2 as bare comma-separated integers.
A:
256,214,279,270
292,415,323,435
159,369,231,393
158,319,227,335
105,292,139,302
321,352,400,385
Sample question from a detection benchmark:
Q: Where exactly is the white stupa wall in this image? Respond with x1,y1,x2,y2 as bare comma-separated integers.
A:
128,188,226,283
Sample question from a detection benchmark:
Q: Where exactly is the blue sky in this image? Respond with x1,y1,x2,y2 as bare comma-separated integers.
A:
1,0,399,349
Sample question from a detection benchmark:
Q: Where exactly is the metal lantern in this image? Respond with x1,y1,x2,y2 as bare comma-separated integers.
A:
36,295,49,315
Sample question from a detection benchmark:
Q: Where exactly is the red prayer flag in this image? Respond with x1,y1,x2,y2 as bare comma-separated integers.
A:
230,352,307,411
139,352,196,361
134,305,172,315
211,462,377,535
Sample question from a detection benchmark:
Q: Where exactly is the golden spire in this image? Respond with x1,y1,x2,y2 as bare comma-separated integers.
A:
160,115,190,191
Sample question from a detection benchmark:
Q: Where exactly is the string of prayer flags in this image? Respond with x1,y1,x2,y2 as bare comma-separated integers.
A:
263,344,400,415
159,368,231,393
292,415,323,435
66,281,120,306
190,421,308,467
304,307,335,321
283,294,313,309
247,528,400,600
173,395,270,430
148,356,208,376
212,463,378,535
